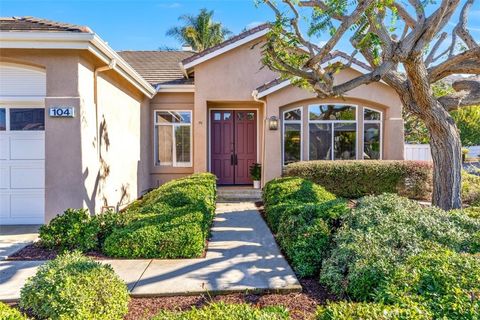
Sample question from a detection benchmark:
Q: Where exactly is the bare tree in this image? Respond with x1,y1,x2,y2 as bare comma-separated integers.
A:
260,0,480,210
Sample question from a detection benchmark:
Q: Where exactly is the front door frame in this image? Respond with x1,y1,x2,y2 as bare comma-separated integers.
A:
208,107,260,184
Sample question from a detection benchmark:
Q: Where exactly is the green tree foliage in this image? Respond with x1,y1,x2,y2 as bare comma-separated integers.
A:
166,8,231,51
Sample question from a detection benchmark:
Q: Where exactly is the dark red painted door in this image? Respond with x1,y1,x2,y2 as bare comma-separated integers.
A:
210,110,257,185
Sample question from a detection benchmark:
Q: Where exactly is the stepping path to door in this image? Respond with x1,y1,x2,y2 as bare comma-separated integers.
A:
0,202,301,301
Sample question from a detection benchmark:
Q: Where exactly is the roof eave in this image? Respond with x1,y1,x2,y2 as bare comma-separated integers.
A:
0,31,156,98
181,27,269,70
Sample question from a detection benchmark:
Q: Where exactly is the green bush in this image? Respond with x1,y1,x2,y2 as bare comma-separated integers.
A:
315,301,431,320
20,252,129,320
39,209,99,252
463,171,480,206
263,177,336,208
376,249,480,319
465,206,480,219
152,302,290,320
320,194,480,301
276,200,348,277
0,302,29,320
284,160,433,200
102,173,216,258
263,177,346,277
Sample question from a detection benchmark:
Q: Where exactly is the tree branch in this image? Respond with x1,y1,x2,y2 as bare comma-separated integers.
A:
425,32,448,66
393,2,416,29
453,0,478,49
438,80,480,110
428,47,480,82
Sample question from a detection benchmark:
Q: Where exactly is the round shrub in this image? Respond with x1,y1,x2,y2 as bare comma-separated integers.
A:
320,194,480,301
376,249,480,319
39,209,99,252
20,251,129,320
315,301,431,320
0,302,28,320
463,171,480,206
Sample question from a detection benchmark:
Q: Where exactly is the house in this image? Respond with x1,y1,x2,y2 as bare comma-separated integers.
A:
0,17,404,225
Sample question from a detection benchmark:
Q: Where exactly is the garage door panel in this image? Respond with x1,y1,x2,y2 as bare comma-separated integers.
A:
10,193,44,218
0,136,8,160
10,136,45,160
0,166,9,189
0,194,9,218
10,166,44,189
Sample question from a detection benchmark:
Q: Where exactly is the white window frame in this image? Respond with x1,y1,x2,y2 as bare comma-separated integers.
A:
154,110,192,167
363,107,383,160
307,104,358,161
0,106,46,132
282,107,303,166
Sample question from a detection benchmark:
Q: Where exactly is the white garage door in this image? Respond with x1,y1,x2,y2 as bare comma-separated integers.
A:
0,107,45,224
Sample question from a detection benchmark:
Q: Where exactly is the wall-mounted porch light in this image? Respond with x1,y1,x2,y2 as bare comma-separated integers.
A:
268,116,279,130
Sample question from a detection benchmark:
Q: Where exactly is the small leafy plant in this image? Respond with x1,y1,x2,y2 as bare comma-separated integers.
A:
249,162,262,181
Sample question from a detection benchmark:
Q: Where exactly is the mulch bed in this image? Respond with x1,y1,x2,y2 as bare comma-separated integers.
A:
125,279,337,320
7,243,110,261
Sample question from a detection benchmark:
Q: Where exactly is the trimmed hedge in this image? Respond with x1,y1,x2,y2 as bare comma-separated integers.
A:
0,302,29,320
284,160,433,200
376,248,480,319
20,252,129,320
102,173,216,258
463,171,480,206
315,301,431,320
263,177,348,277
152,302,290,320
320,193,480,301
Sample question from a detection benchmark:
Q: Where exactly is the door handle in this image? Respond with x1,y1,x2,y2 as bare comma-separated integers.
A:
234,154,238,165
230,154,234,166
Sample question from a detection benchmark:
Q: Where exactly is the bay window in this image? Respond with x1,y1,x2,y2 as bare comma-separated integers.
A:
282,107,302,165
363,108,382,159
309,104,357,160
154,111,192,167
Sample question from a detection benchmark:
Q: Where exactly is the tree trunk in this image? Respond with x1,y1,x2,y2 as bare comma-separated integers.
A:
423,105,463,210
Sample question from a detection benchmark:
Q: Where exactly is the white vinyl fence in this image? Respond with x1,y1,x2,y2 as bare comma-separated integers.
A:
404,144,480,161
404,144,432,161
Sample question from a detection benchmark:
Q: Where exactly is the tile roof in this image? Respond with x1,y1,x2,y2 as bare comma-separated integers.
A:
182,23,270,66
0,16,91,33
255,50,374,95
118,51,194,86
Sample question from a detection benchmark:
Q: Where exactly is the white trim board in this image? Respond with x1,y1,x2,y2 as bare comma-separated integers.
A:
156,84,195,93
0,31,156,98
182,28,269,70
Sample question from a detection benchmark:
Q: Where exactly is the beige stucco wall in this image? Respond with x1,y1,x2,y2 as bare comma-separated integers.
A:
0,49,149,222
193,38,276,173
149,92,195,186
190,39,404,186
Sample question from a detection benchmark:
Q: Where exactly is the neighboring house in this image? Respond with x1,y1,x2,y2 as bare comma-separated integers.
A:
0,17,404,225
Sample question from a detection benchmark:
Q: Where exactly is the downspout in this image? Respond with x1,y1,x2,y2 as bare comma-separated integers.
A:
94,59,116,158
252,90,267,187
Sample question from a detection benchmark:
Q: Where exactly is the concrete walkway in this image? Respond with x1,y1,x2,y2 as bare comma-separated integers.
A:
0,202,301,301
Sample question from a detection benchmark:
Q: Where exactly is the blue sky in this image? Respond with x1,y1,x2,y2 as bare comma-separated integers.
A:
0,0,479,53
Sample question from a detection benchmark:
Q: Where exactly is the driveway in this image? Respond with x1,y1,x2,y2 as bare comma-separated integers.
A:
0,225,40,260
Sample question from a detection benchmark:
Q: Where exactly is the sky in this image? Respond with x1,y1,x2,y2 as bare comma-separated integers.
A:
0,0,479,53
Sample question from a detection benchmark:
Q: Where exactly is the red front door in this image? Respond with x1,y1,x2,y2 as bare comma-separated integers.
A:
210,110,257,185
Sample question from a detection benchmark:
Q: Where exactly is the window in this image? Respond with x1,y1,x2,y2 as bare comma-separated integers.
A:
10,108,45,131
282,108,302,165
0,108,5,131
309,104,357,160
363,108,382,160
154,111,192,167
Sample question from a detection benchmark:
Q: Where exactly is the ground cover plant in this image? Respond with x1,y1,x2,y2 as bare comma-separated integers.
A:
20,251,129,320
0,302,29,320
263,177,348,277
152,302,290,320
320,193,480,301
37,173,217,259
